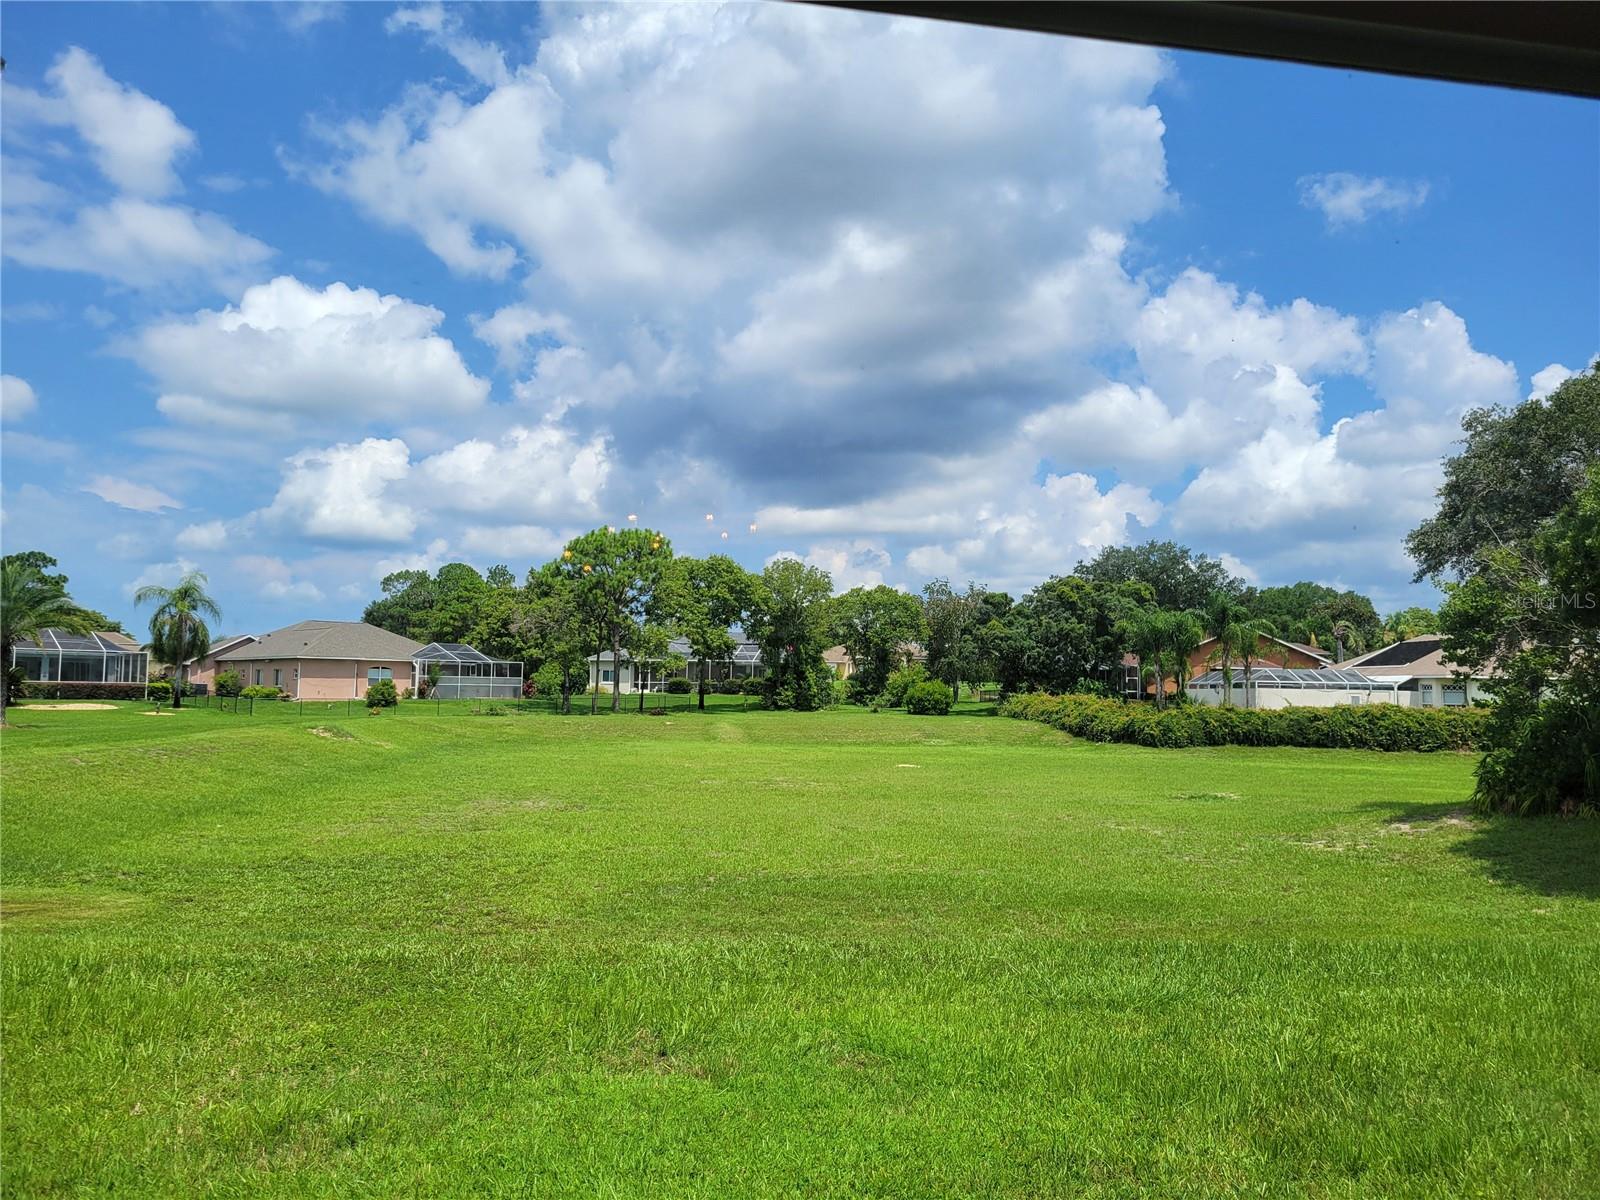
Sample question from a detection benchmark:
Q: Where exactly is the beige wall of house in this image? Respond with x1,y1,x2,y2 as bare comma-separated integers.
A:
224,657,414,699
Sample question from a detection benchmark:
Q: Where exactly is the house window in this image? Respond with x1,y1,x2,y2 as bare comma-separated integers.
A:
367,667,393,684
1349,695,1363,705
601,669,614,683
273,669,281,687
254,669,262,685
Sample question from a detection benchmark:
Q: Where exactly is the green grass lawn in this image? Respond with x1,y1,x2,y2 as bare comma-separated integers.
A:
3,701,1596,1198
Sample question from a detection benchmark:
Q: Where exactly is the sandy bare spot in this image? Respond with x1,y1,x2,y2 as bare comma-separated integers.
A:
895,763,922,769
140,710,178,717
25,702,118,711
311,726,355,740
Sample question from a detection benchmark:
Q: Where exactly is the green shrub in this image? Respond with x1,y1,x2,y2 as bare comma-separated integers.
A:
213,670,243,697
904,680,954,715
1002,692,1485,752
144,679,173,702
1472,688,1597,815
880,664,927,708
239,685,282,699
761,660,837,711
665,678,693,694
366,679,398,708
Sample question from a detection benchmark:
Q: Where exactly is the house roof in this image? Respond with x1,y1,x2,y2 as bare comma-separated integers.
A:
1338,635,1487,678
14,628,143,654
1192,633,1334,665
215,620,423,662
182,633,256,665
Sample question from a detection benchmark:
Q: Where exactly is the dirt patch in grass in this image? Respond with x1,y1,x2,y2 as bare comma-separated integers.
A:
1,891,140,927
140,710,178,717
601,1028,711,1078
21,702,118,711
310,726,355,740
1386,807,1476,834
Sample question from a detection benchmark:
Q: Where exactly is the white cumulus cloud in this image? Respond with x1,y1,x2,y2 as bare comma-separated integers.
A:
1298,172,1429,229
1,375,39,422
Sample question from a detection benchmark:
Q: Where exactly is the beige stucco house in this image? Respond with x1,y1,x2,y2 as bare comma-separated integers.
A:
1339,635,1494,707
214,621,424,700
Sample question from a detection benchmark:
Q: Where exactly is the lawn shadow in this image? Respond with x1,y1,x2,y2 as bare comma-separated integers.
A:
1365,800,1600,899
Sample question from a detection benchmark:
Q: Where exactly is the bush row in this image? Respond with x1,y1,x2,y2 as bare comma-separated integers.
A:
19,681,152,701
1002,692,1485,752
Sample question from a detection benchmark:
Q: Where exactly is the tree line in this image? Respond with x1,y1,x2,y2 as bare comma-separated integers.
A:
360,534,1430,714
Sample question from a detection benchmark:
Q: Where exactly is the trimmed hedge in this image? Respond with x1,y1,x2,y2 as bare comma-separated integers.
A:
1002,692,1485,752
18,681,151,701
904,680,954,715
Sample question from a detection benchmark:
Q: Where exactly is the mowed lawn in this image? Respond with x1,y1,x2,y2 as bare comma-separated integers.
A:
3,702,1597,1198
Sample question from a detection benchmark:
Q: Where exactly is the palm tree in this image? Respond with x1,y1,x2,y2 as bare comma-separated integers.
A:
1166,611,1207,700
0,563,93,723
1332,619,1354,662
1236,617,1278,709
135,570,221,710
1121,609,1171,709
1203,592,1250,707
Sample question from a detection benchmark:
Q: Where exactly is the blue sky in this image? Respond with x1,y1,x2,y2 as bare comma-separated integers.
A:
2,1,1595,636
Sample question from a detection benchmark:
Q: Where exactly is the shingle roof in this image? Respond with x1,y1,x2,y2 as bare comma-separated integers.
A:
215,621,423,662
1339,635,1485,678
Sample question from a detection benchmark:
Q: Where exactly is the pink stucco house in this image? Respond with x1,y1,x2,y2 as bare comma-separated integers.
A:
212,621,424,700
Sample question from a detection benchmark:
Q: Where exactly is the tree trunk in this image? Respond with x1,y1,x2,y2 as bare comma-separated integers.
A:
0,642,10,724
560,666,573,715
590,638,601,714
638,666,646,713
699,657,708,711
610,629,621,712
173,617,186,709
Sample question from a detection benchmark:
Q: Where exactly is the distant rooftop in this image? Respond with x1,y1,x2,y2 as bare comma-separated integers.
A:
216,620,423,662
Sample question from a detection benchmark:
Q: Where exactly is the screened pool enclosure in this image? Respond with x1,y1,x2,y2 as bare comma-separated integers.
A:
411,643,523,699
11,629,148,684
1186,667,1402,708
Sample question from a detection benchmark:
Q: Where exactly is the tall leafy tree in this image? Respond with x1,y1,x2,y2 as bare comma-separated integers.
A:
1074,541,1244,612
0,562,93,719
1,551,122,632
1382,606,1439,642
664,555,759,710
559,527,674,713
1013,576,1147,695
519,565,593,715
1418,364,1600,814
134,570,221,710
1407,363,1600,580
831,584,925,699
922,579,983,702
363,570,436,639
745,558,834,710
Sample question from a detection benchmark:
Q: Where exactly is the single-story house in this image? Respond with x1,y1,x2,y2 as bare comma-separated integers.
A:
1186,666,1404,708
1136,633,1332,698
822,641,928,680
11,628,148,684
178,634,258,692
589,635,766,693
1338,635,1494,707
215,620,425,700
